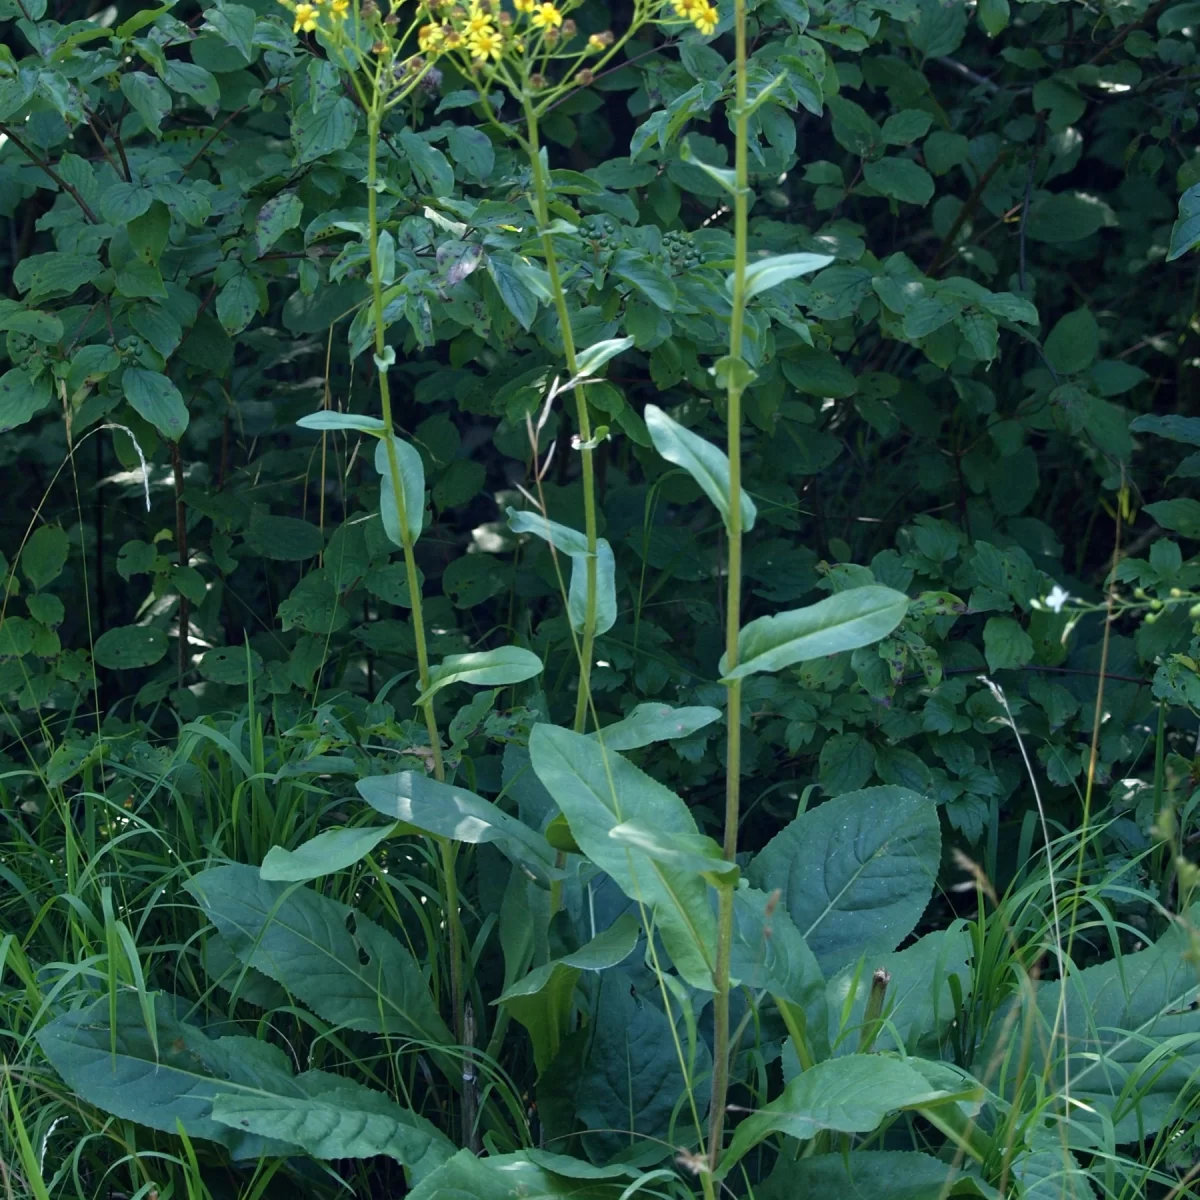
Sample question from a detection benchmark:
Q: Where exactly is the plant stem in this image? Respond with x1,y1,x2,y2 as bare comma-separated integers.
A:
521,96,600,735
366,104,463,1052
708,0,751,1170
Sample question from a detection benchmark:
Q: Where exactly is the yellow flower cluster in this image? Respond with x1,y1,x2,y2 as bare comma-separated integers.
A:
671,0,718,34
416,0,609,66
279,0,350,35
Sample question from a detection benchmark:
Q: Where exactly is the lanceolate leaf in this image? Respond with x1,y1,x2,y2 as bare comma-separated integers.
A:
375,435,426,547
260,825,394,883
747,786,941,975
298,410,387,435
184,865,452,1048
719,1055,959,1177
740,252,836,300
644,403,757,534
356,770,558,882
529,723,718,990
593,703,722,751
721,585,909,680
418,646,544,705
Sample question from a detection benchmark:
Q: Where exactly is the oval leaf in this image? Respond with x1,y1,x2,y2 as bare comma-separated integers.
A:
123,368,188,441
722,584,908,680
298,410,387,435
375,435,426,547
93,624,168,669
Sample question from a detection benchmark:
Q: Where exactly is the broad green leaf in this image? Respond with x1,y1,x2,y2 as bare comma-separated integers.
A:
211,1074,453,1180
298,410,387,435
747,786,941,975
356,770,558,882
644,403,757,534
573,336,634,378
11,252,101,304
254,192,303,257
721,585,909,680
260,825,394,883
216,274,258,335
882,110,934,145
1044,307,1099,375
719,1055,958,1176
99,181,152,225
184,865,452,1048
294,96,358,164
863,157,935,206
120,72,171,136
22,524,69,590
93,624,168,670
418,646,544,705
36,992,298,1159
497,914,638,1072
826,924,972,1057
1145,498,1200,538
575,968,711,1162
609,820,737,882
760,1151,999,1198
163,61,220,111
408,1150,641,1200
594,703,721,751
982,615,1034,670
375,435,426,547
978,0,1010,34
202,3,256,59
984,907,1200,1141
679,137,737,194
123,368,188,441
529,724,717,990
731,885,829,1062
739,252,836,301
246,514,323,561
1167,183,1200,261
399,128,455,197
1130,414,1200,445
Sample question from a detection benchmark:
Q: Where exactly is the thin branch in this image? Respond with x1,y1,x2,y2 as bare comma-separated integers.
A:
0,124,100,222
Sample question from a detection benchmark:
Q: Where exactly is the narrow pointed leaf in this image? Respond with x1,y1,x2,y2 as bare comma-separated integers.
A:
739,252,836,300
573,336,634,378
298,411,387,435
418,646,544,705
645,403,757,534
593,703,722,751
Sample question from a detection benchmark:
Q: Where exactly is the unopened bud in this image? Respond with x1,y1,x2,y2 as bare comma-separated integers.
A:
577,67,594,85
530,72,546,88
562,17,576,34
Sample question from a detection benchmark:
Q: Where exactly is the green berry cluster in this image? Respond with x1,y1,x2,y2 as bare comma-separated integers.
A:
662,228,701,272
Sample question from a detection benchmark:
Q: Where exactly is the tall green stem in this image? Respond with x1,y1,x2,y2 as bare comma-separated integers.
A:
522,97,600,735
366,105,464,1055
708,0,750,1170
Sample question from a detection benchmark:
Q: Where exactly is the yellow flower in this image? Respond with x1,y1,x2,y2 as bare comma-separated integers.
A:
293,1,319,30
692,0,717,31
514,0,534,9
587,31,606,49
465,2,492,32
419,21,445,48
468,24,503,57
671,0,699,14
330,0,349,15
530,1,562,26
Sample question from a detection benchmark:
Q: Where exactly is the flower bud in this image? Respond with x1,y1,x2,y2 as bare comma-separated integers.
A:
562,17,575,34
577,67,594,84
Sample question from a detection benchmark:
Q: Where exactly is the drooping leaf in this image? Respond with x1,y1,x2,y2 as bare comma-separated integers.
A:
573,336,634,378
418,646,544,705
36,992,298,1159
497,914,639,1072
529,724,717,990
747,786,941,975
1167,183,1200,262
375,435,426,547
644,403,757,534
721,585,909,680
356,771,558,882
93,624,168,670
123,368,188,441
593,703,722,751
719,1055,961,1176
260,825,395,883
184,865,452,1048
740,252,835,301
211,1073,453,1180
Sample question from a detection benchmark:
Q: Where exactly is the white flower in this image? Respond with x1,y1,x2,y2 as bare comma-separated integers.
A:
1044,584,1070,613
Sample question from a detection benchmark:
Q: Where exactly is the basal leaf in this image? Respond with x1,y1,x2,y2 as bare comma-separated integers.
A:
260,825,394,883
